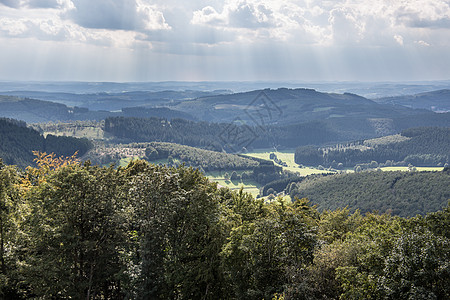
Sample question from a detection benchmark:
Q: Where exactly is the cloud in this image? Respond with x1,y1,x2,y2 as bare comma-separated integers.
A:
328,7,364,44
192,6,225,26
0,0,65,9
65,0,170,31
193,0,290,30
0,18,29,36
192,1,317,43
407,17,450,29
0,15,139,48
394,34,404,45
0,0,21,8
27,0,61,9
415,40,430,46
227,2,275,29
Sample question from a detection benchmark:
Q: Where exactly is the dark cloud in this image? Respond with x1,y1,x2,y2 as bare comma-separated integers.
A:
66,0,140,30
27,0,61,9
407,17,450,29
0,0,20,8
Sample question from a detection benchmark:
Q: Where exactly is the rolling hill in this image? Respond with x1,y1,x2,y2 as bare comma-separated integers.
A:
0,95,195,123
289,169,450,217
375,89,450,112
171,88,431,125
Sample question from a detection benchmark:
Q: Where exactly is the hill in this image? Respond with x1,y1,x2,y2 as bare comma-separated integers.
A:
0,95,195,123
104,114,450,152
0,90,225,111
289,169,450,217
171,88,431,125
0,95,73,123
144,142,258,171
295,127,450,168
376,89,450,112
0,118,92,167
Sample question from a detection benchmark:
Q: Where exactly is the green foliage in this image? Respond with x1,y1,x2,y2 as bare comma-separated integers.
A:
221,197,318,299
290,170,450,216
127,161,226,299
0,161,24,299
0,156,449,299
24,163,129,299
379,231,450,299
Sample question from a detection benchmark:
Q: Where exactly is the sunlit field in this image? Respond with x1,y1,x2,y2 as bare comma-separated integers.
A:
243,149,334,175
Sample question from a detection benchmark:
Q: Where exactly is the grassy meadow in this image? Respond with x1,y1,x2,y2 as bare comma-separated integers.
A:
243,149,334,175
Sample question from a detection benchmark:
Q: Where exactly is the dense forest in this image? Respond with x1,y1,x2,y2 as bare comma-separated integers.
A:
103,117,370,151
295,127,450,168
289,169,450,217
144,142,258,171
0,118,93,168
104,114,450,152
0,156,448,299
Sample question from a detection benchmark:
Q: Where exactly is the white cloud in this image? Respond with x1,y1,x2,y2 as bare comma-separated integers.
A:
136,1,171,31
394,34,404,45
415,40,431,46
0,0,450,81
0,18,29,36
328,7,364,44
192,6,225,26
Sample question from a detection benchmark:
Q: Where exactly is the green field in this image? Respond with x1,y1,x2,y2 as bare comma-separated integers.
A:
243,150,333,176
205,170,261,197
117,156,143,167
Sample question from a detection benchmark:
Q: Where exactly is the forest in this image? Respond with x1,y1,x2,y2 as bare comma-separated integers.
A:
0,155,449,299
103,116,371,151
295,127,450,168
0,118,92,168
144,142,258,171
289,169,450,217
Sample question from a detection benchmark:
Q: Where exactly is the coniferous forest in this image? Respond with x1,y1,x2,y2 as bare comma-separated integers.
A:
0,155,448,299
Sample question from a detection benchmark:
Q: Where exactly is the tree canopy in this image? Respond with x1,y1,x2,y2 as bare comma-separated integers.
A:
0,155,448,299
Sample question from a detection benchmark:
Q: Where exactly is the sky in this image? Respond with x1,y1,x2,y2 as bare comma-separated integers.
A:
0,0,449,82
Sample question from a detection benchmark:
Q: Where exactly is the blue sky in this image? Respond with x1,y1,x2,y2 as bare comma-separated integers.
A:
0,0,449,82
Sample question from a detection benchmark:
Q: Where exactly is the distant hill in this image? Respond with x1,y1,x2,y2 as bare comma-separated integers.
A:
0,95,73,123
0,95,195,123
172,88,431,125
375,89,450,112
2,88,449,150
0,118,92,168
0,90,226,111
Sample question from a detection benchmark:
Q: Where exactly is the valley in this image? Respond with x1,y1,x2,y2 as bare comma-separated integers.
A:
0,82,449,299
